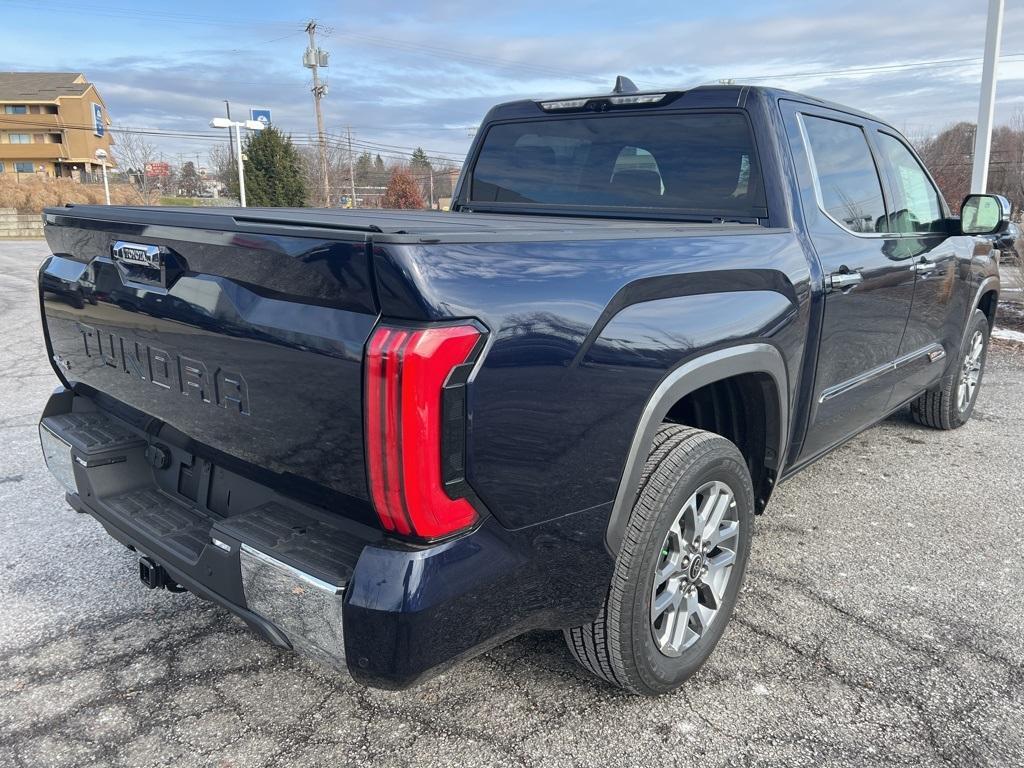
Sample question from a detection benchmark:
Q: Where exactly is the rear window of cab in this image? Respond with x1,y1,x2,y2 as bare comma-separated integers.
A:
469,112,767,219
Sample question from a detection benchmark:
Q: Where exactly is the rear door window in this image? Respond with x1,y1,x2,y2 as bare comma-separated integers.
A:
800,115,888,234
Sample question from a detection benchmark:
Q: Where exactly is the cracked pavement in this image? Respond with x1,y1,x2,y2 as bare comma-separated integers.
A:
2,240,1023,767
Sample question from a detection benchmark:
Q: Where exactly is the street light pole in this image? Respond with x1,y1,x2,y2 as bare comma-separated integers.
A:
95,149,110,205
971,0,1004,193
233,123,246,207
210,118,265,207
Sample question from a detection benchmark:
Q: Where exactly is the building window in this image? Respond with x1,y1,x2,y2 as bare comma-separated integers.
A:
0,162,5,173
8,133,31,144
14,162,34,173
4,105,28,114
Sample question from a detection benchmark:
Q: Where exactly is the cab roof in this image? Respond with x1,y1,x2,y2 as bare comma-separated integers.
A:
484,82,889,130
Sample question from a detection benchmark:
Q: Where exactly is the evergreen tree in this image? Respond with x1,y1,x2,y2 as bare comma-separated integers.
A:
178,161,201,197
382,167,424,209
241,126,306,207
354,152,374,185
374,154,385,174
410,147,432,173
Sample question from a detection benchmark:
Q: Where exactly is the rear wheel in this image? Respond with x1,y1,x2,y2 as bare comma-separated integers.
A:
564,425,753,695
911,309,990,430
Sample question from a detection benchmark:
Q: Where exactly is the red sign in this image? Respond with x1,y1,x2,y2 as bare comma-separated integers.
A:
144,162,171,178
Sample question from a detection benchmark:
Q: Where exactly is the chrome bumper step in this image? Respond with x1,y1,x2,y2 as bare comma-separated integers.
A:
39,397,372,672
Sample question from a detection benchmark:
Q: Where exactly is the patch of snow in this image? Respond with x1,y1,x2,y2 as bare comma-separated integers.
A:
992,327,1024,344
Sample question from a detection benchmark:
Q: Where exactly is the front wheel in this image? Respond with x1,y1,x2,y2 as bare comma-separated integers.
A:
564,425,753,695
911,309,990,430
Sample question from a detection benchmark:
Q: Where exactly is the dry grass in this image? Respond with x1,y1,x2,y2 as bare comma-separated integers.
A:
0,176,142,213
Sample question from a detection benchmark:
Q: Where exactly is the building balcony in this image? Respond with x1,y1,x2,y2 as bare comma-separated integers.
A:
0,143,65,160
0,113,61,129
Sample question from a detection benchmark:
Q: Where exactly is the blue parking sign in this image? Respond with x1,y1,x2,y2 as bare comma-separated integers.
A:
93,103,104,137
250,108,272,126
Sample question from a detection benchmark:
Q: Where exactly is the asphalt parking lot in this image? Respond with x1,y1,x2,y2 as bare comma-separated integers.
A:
1,239,1022,768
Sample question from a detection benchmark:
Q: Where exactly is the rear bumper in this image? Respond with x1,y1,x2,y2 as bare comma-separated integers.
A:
40,391,352,667
39,387,616,689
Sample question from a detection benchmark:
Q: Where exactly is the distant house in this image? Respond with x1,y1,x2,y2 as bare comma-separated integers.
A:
0,72,114,179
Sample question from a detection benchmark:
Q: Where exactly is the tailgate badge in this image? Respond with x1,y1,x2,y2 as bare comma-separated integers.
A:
112,241,163,270
111,240,182,288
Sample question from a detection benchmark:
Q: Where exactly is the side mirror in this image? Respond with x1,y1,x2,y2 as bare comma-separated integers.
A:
960,194,1011,235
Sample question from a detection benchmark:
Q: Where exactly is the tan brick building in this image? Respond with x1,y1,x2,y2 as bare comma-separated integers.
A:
0,72,114,179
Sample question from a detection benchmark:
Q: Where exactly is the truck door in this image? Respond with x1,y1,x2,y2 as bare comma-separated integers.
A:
781,103,918,461
870,129,975,410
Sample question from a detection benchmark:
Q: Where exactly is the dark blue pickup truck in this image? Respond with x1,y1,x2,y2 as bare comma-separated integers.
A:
37,82,1005,695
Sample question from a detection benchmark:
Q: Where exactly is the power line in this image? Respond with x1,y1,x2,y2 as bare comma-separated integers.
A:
709,52,1024,85
0,118,470,164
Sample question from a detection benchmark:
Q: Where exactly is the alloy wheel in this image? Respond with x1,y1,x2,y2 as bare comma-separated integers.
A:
958,329,984,413
650,480,740,657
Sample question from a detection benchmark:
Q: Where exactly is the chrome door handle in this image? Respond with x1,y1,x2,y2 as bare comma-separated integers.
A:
912,259,937,273
828,271,863,290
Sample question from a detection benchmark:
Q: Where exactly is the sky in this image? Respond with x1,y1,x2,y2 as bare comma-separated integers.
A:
4,0,1024,169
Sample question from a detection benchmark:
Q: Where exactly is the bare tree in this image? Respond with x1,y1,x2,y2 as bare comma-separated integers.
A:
113,131,160,204
299,141,353,207
914,116,1024,221
207,142,234,184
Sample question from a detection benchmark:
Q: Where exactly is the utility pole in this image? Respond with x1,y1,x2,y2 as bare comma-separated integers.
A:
428,169,434,210
305,20,330,207
972,0,1005,193
347,125,357,208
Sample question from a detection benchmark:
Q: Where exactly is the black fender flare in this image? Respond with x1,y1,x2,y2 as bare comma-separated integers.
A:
605,342,789,555
965,275,1000,344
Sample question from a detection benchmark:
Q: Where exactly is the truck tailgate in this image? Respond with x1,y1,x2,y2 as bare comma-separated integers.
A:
39,210,377,506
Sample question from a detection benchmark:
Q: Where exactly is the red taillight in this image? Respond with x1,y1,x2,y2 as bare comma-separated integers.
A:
365,324,482,539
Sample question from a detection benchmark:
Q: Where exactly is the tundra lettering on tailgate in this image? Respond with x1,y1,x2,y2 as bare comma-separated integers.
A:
75,322,250,415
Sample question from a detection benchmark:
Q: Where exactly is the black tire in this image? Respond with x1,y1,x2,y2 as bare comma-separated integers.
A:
911,309,990,430
564,425,754,695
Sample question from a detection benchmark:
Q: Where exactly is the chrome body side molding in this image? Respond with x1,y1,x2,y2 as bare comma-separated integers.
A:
818,342,946,404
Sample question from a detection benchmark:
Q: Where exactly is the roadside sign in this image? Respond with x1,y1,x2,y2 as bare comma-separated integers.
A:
250,108,272,126
92,103,104,137
144,162,171,178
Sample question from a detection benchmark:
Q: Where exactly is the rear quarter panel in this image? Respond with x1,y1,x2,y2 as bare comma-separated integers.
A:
375,230,813,529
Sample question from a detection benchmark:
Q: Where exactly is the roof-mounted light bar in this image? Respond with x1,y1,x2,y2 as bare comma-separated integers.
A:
609,93,666,105
539,98,589,111
538,75,668,111
539,93,666,110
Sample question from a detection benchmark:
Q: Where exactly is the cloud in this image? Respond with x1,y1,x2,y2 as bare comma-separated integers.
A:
5,0,1024,164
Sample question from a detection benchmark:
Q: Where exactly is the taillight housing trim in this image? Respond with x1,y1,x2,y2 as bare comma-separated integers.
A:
364,321,486,540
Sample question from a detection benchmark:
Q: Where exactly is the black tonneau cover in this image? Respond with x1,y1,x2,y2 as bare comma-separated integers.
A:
46,205,761,244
